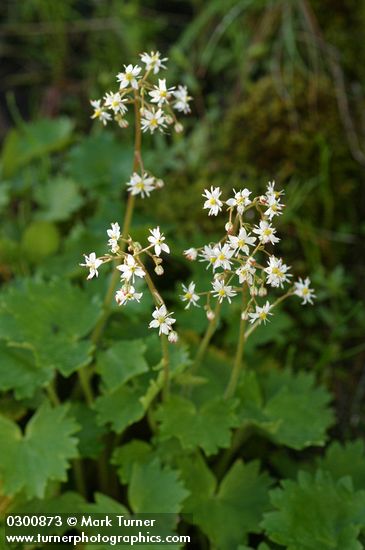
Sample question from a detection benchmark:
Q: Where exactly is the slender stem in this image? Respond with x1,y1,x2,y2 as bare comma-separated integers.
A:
78,368,94,406
46,381,61,406
224,291,247,399
161,335,170,401
72,459,87,499
214,426,252,480
90,92,142,346
191,300,222,374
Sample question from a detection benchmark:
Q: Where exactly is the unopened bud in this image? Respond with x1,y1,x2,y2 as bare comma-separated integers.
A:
165,115,174,125
155,265,164,275
155,178,164,189
132,242,142,253
174,122,184,133
241,311,249,321
206,310,215,321
225,221,234,234
258,286,267,297
168,330,179,343
250,285,258,297
184,248,197,261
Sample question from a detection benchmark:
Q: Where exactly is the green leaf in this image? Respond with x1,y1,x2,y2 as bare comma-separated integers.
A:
0,342,52,399
262,471,365,550
112,440,152,484
129,457,189,513
0,403,79,498
70,402,106,459
316,440,365,490
94,385,145,433
34,177,84,222
96,340,149,392
156,395,239,455
180,455,273,549
237,369,334,450
0,279,100,380
21,221,60,263
2,118,73,178
67,132,132,190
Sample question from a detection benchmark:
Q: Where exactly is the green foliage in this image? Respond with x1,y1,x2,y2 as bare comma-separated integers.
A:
180,454,273,549
156,395,239,455
0,402,79,498
34,177,84,222
21,221,61,263
96,340,149,391
262,471,365,549
237,369,334,450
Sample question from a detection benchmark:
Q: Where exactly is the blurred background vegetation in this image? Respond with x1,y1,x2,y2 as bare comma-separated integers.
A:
0,0,364,443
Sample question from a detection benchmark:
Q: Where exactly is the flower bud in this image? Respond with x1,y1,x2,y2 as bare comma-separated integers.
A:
155,265,164,275
206,310,215,321
165,115,174,125
168,331,178,343
174,122,184,133
241,311,249,320
225,221,234,234
184,248,197,261
155,178,164,189
250,285,258,297
258,286,267,297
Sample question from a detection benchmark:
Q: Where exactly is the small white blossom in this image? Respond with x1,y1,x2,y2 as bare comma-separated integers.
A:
228,227,256,256
149,79,174,106
199,244,219,270
115,285,143,306
172,85,192,114
226,188,252,215
202,186,223,216
266,180,284,200
90,100,112,126
212,280,237,303
168,330,179,343
80,252,103,280
117,254,145,282
148,227,170,256
126,172,156,198
236,258,256,285
253,220,280,245
141,108,166,134
294,277,316,305
140,51,167,74
248,301,273,324
104,91,128,114
264,256,292,288
214,243,234,271
107,222,121,241
264,195,284,220
117,64,141,89
149,305,176,335
180,282,200,309
184,248,198,261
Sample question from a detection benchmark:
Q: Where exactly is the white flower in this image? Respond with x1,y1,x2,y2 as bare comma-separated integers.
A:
248,301,273,324
253,220,280,245
90,100,112,126
172,85,192,114
149,305,176,335
168,330,179,343
184,248,198,261
264,195,284,220
212,279,237,303
199,244,219,270
202,186,223,216
104,91,128,114
114,114,129,128
141,108,166,134
228,228,256,256
266,180,284,200
226,189,252,215
180,282,200,309
264,256,292,288
107,222,121,241
148,227,170,256
236,258,256,285
214,243,234,271
149,79,174,106
115,285,143,306
80,252,103,280
117,254,145,282
116,64,141,89
126,172,156,198
294,277,316,305
140,51,167,74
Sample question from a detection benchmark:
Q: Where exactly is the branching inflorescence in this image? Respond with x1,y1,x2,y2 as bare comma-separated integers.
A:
80,51,315,400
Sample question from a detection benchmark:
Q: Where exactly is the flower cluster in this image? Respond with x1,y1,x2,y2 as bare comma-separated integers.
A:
182,181,315,325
